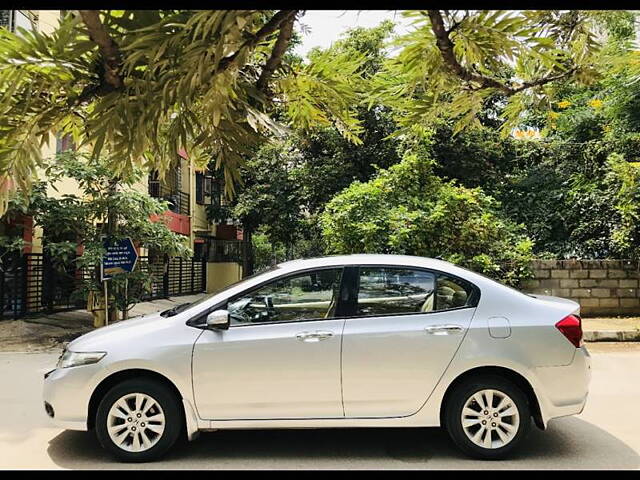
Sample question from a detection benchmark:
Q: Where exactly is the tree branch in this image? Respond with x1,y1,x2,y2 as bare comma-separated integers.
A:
428,10,576,96
428,10,512,94
217,10,299,75
256,11,297,94
78,10,123,91
512,67,577,94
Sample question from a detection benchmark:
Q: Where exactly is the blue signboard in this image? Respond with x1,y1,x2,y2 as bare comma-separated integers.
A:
101,237,139,280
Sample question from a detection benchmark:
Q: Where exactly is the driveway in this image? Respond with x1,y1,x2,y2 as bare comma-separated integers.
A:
0,342,638,469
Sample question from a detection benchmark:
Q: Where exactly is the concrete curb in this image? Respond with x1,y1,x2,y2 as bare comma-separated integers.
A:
584,330,640,342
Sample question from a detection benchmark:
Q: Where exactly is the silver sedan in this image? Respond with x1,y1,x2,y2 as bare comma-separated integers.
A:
43,254,591,462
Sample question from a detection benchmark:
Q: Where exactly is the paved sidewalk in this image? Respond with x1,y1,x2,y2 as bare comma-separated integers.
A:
24,293,207,326
0,293,208,352
582,316,640,342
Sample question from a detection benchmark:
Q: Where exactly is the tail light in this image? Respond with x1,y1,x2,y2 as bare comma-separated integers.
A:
555,314,583,347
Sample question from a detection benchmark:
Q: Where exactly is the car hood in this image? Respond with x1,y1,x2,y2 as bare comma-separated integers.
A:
67,312,166,352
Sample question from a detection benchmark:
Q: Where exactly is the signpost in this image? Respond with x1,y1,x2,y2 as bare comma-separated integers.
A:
101,237,139,325
101,237,139,280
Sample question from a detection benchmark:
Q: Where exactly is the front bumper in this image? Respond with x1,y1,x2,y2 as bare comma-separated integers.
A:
42,363,104,431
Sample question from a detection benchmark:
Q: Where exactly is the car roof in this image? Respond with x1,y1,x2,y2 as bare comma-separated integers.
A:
276,254,456,272
273,254,503,292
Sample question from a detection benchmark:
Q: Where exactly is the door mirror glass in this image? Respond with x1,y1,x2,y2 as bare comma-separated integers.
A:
206,309,230,330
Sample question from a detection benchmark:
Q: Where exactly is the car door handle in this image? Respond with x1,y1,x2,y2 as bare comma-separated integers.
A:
424,324,464,335
296,331,334,342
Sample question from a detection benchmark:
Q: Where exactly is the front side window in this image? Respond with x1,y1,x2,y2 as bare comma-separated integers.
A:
357,267,436,316
227,268,343,325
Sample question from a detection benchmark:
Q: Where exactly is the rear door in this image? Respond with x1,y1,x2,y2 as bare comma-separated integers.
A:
341,266,478,418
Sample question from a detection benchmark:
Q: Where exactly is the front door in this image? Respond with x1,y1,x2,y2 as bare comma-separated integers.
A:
341,266,477,418
192,267,346,420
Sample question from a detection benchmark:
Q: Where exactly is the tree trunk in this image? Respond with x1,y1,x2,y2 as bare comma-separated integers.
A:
105,179,119,324
242,228,254,277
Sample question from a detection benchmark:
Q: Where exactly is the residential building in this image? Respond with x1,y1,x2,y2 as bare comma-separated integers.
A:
0,10,245,318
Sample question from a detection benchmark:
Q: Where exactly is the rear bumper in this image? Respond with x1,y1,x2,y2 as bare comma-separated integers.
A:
533,345,591,426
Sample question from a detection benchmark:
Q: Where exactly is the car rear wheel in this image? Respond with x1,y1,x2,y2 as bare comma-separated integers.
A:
95,378,182,462
444,375,531,459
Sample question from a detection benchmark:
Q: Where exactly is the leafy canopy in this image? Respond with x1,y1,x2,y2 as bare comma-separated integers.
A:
320,144,534,285
372,10,629,138
0,10,366,214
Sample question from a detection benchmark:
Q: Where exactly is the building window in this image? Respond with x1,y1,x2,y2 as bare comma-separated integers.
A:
0,11,12,30
0,10,38,33
195,172,205,205
195,172,215,205
210,176,222,208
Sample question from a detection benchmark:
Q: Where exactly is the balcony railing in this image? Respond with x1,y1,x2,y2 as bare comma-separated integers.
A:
148,181,190,216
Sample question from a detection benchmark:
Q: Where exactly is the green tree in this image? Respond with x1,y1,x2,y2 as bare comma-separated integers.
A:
8,151,191,319
208,21,403,274
320,147,534,286
0,10,365,214
372,10,626,138
606,153,640,261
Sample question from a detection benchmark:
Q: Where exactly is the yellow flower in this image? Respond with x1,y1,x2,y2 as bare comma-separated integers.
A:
548,111,560,120
603,124,611,133
557,100,572,109
512,127,541,140
589,98,604,109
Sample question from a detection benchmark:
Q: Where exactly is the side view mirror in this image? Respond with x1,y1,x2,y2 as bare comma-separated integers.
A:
206,309,230,330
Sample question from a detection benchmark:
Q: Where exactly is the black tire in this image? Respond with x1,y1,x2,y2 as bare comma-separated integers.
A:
95,378,183,462
444,375,531,460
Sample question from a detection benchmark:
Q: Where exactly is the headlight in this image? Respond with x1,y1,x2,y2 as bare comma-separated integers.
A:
57,350,106,369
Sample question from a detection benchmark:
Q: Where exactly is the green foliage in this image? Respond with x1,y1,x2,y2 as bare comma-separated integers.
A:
320,150,534,285
0,10,366,213
371,10,611,138
0,235,28,265
9,151,191,314
606,153,640,260
207,22,403,270
252,230,287,272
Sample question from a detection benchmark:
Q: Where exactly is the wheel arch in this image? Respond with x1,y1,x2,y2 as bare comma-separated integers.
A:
439,366,545,430
87,368,186,432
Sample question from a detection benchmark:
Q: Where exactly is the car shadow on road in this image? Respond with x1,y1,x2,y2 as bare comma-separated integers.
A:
47,417,639,469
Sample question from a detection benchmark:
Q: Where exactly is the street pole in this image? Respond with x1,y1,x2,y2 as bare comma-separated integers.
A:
123,278,128,320
104,279,109,326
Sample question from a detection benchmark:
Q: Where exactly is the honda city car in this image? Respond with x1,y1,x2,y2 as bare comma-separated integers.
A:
43,254,591,462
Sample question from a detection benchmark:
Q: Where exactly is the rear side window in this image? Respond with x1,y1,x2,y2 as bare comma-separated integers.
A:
357,267,436,316
435,274,475,311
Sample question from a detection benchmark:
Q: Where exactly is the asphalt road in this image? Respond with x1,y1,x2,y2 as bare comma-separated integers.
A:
0,342,638,469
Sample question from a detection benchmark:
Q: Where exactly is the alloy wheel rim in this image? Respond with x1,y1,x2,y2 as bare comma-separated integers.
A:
107,393,166,452
460,389,520,449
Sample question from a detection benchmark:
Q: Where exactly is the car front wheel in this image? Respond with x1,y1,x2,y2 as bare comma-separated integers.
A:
95,378,183,462
444,375,531,460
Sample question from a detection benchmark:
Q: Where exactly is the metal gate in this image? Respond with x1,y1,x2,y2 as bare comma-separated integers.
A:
0,253,89,319
0,253,206,319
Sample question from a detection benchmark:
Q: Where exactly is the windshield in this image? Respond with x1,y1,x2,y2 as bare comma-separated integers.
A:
160,265,281,317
